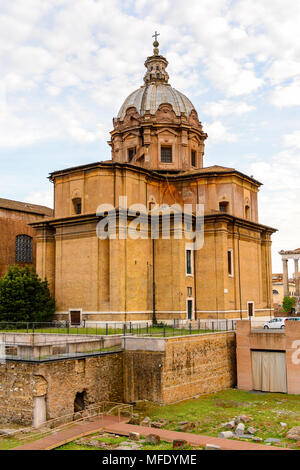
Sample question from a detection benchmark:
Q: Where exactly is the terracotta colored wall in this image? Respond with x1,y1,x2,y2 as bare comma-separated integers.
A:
0,209,44,277
236,320,300,394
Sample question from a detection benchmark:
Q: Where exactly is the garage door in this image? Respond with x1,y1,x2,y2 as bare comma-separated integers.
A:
251,350,287,393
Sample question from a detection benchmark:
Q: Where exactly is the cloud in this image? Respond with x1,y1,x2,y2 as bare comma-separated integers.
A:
247,146,300,272
282,131,300,149
25,189,54,208
203,99,255,118
204,121,238,143
270,80,300,108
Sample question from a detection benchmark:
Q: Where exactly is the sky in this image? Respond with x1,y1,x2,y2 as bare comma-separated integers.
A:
1,0,300,273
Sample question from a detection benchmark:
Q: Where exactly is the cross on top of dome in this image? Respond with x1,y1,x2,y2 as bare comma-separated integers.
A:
144,33,169,84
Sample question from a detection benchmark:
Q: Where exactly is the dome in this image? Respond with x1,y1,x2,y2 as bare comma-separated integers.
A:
116,38,196,121
117,84,195,121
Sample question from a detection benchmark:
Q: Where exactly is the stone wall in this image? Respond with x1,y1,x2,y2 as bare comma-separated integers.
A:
0,352,123,425
123,332,236,404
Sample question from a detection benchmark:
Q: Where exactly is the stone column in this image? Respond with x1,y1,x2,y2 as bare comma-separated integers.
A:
294,258,300,297
282,258,289,298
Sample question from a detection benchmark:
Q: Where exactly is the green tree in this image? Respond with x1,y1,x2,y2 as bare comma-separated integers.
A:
282,296,296,313
0,265,55,323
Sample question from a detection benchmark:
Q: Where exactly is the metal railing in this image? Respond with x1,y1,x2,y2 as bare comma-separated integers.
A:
1,401,133,444
0,319,237,338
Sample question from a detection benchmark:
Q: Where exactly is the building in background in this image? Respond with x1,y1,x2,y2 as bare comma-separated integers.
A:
32,39,276,324
272,273,295,313
0,198,53,277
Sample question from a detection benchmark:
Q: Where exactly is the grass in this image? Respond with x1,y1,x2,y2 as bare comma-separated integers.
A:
56,435,200,451
4,389,298,450
135,389,300,448
0,325,221,337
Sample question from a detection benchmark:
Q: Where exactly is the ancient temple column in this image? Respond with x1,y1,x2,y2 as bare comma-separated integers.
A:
282,258,289,297
294,258,300,297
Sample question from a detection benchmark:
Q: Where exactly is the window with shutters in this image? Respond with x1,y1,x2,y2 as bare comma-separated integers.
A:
161,146,172,163
16,235,33,263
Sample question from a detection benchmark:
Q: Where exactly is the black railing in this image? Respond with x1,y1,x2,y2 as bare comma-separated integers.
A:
0,319,236,337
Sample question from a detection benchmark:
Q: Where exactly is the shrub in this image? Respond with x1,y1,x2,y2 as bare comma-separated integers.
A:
0,265,55,323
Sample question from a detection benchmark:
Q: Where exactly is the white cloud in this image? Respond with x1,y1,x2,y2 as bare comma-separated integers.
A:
282,131,300,149
203,99,255,118
25,189,54,209
270,80,300,108
204,121,238,144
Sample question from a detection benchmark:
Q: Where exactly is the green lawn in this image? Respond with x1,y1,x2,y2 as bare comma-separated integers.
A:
56,435,199,451
0,325,217,337
135,389,300,448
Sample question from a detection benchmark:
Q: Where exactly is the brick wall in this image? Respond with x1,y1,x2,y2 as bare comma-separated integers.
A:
123,332,237,404
0,352,123,425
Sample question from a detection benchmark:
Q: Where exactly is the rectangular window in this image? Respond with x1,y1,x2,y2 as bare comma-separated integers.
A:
219,201,229,212
161,146,172,163
186,249,192,275
128,147,136,162
191,150,196,167
247,302,254,317
228,250,233,276
187,299,193,320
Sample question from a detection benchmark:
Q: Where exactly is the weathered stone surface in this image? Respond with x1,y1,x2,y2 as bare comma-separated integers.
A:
238,415,251,423
265,438,281,443
235,423,245,436
287,427,300,440
129,432,140,441
152,421,164,429
179,422,196,431
141,417,152,427
173,439,188,448
247,427,256,435
205,444,221,450
145,434,161,445
218,431,234,439
0,354,124,426
224,421,235,429
252,436,263,442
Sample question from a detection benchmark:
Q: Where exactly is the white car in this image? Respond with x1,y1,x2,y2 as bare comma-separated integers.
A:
263,318,287,329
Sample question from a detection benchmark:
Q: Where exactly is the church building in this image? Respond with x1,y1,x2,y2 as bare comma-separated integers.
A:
31,38,276,324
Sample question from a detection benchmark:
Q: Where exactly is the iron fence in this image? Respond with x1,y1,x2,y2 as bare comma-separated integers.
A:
0,318,236,338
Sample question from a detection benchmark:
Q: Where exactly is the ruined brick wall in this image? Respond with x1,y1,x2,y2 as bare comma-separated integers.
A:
123,332,237,404
0,362,37,425
0,352,123,425
123,350,164,403
162,332,237,403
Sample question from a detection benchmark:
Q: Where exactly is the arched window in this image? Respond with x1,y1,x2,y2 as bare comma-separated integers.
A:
219,201,229,212
72,198,82,215
16,235,33,263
